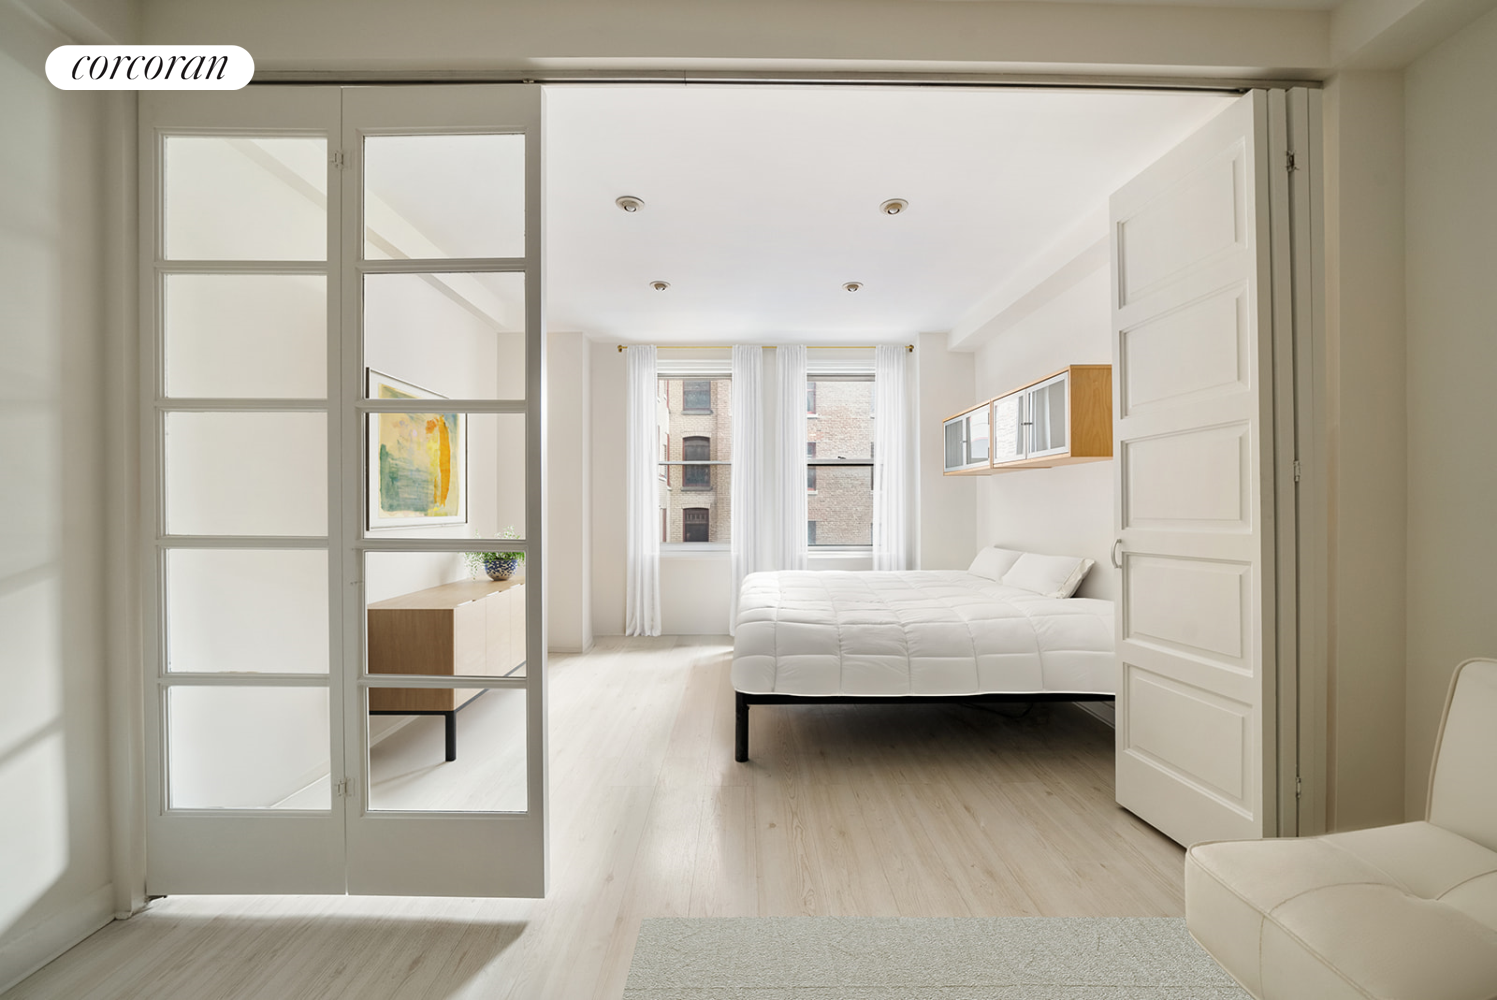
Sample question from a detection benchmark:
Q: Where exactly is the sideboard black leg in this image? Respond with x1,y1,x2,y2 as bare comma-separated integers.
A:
735,692,749,762
444,710,457,762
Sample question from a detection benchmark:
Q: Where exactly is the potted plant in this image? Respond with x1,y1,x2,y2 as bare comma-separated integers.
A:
464,527,525,581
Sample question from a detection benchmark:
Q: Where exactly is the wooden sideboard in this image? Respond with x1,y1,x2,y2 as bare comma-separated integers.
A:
367,577,525,761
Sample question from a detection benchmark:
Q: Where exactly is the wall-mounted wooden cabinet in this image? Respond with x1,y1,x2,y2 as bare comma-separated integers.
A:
942,400,992,475
943,364,1112,475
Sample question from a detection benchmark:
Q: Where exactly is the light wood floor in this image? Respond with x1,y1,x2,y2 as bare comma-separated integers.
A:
6,636,1184,1000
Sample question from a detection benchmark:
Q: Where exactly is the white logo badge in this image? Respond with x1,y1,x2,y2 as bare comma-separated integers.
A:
47,46,254,90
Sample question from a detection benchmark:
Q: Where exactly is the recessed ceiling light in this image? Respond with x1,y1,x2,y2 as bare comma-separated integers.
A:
880,199,908,216
843,282,863,292
650,280,671,291
616,195,645,213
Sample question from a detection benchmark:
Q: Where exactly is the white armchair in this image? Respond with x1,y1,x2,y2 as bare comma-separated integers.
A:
1185,657,1497,1000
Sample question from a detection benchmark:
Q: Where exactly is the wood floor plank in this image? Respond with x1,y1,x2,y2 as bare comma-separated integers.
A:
4,637,1183,1000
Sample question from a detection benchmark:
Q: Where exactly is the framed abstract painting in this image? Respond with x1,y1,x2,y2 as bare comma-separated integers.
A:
366,369,467,529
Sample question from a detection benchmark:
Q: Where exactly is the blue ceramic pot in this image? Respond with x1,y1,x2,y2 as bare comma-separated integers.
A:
483,554,519,581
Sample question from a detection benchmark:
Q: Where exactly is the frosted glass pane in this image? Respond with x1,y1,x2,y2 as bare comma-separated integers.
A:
167,549,328,674
164,137,326,261
367,686,526,813
363,135,524,260
364,273,525,400
165,274,326,398
168,686,330,809
364,409,525,539
164,411,327,536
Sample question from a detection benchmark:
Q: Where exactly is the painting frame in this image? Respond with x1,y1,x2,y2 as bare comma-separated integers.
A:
366,368,468,530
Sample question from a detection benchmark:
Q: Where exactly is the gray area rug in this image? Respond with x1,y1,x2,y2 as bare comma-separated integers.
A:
623,917,1250,999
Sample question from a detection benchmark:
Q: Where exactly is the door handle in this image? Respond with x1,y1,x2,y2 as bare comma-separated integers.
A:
1110,539,1124,570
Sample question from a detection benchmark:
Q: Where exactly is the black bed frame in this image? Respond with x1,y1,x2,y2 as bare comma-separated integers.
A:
733,690,1115,762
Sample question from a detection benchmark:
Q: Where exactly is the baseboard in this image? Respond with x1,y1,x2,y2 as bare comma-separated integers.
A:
1075,699,1116,728
0,883,116,994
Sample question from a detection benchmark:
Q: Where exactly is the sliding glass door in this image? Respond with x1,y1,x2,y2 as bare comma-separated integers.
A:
140,85,547,896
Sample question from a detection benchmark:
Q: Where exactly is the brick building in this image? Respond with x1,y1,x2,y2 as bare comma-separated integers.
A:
658,377,733,543
806,378,874,546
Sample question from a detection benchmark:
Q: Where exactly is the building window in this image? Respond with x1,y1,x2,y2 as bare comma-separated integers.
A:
683,436,711,490
683,379,713,414
658,376,731,545
806,381,817,416
805,375,874,547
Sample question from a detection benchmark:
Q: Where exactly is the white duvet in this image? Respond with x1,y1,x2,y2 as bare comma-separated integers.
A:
732,570,1115,697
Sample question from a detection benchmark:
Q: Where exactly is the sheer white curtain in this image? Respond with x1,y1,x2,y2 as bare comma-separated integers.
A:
729,345,764,633
872,344,911,571
624,345,662,636
776,344,808,571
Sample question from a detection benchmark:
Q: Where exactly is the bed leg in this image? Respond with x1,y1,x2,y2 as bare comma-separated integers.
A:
735,692,749,762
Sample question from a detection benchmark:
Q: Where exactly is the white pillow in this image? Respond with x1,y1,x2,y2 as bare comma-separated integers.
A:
968,546,1026,582
1001,552,1095,598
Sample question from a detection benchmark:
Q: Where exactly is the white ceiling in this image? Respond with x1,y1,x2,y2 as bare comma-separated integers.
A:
544,85,1235,344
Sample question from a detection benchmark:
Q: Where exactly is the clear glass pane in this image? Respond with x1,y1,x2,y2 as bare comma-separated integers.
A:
364,273,525,400
167,685,330,809
363,134,525,260
165,274,326,398
365,551,527,680
364,410,525,538
166,549,328,674
367,685,527,813
992,394,1024,464
807,465,873,546
164,137,326,261
660,465,731,544
944,418,964,471
806,379,872,460
164,411,328,536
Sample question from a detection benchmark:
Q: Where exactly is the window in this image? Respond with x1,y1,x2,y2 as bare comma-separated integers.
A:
658,376,731,545
683,436,711,490
683,379,712,414
805,376,874,547
806,381,817,416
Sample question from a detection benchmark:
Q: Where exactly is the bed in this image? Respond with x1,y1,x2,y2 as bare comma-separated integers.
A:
730,561,1114,761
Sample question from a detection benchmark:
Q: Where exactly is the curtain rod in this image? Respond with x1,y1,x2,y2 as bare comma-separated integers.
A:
617,344,913,352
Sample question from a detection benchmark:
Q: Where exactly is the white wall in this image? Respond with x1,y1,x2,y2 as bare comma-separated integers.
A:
1321,70,1410,831
0,3,120,988
1402,6,1497,817
916,331,977,570
547,331,592,651
972,267,1116,601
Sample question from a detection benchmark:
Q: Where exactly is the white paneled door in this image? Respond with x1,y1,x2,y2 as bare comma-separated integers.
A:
1110,91,1286,847
140,85,547,897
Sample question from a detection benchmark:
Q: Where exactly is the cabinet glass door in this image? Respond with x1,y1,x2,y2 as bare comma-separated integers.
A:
966,405,990,465
991,392,1025,464
1028,373,1069,457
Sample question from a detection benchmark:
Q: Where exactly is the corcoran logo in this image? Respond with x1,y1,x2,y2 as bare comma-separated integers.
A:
46,45,254,90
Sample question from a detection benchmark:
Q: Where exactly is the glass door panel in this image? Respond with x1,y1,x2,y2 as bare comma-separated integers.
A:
363,134,526,260
164,274,327,398
363,272,526,399
342,84,545,900
1028,374,1069,457
166,549,329,674
143,86,345,896
992,392,1025,464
